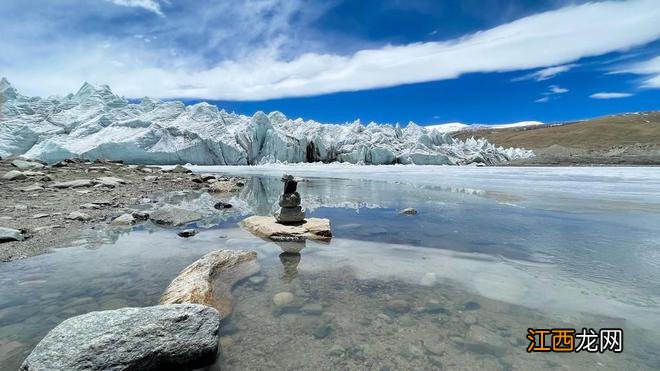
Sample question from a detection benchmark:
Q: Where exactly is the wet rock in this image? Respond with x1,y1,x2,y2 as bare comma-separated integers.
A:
11,159,44,170
279,252,301,282
31,213,49,219
160,250,259,319
300,303,323,315
221,322,239,335
178,229,198,238
0,227,24,243
313,323,333,339
463,301,481,311
401,207,418,215
200,174,217,181
213,201,233,210
149,207,203,226
423,302,449,315
20,304,220,371
386,299,411,314
111,213,135,226
463,325,508,356
2,170,26,180
65,211,91,222
241,215,332,242
51,179,94,188
131,210,150,221
273,292,295,307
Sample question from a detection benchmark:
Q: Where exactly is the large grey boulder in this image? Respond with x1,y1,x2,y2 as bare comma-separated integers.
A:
11,159,44,170
21,304,220,371
0,227,24,243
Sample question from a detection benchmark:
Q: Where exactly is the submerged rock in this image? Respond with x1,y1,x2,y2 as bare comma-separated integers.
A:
20,304,220,371
273,292,295,307
0,227,24,243
241,215,332,242
160,249,259,319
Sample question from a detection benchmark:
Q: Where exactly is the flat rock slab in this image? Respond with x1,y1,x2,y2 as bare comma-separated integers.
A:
0,227,24,243
21,304,220,371
50,179,94,188
241,216,332,241
149,207,203,226
161,250,259,319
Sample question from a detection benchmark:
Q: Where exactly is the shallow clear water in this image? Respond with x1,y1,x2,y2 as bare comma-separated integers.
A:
1,166,659,370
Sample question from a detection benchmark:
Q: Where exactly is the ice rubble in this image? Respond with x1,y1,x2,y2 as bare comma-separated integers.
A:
0,79,534,165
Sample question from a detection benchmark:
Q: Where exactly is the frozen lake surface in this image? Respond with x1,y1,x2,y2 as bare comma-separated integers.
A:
1,165,659,369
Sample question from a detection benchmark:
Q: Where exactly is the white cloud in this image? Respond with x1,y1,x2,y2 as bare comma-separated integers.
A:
548,85,568,94
589,92,633,99
3,0,660,100
106,0,164,16
513,64,576,81
535,97,550,103
611,55,660,88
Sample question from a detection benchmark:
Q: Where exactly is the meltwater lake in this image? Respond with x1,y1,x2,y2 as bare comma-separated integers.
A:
1,165,659,370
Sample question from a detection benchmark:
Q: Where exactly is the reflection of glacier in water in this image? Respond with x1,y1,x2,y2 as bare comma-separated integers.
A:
0,166,659,370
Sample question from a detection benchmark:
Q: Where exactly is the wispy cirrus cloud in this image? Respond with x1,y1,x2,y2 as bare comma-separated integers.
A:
589,92,633,99
611,55,660,88
513,64,577,82
535,84,568,103
1,0,660,100
106,0,165,16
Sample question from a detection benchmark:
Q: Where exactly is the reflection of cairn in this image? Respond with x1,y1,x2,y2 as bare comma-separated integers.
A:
274,174,305,224
279,252,301,283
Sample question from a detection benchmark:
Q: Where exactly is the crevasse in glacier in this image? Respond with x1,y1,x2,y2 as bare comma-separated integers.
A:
0,78,534,165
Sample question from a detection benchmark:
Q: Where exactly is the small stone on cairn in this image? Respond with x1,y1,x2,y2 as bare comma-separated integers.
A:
274,174,305,224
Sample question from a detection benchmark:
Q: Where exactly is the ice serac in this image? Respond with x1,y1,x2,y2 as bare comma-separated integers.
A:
0,79,534,165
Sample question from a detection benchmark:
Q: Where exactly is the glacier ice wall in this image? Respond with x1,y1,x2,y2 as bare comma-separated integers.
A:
0,79,534,165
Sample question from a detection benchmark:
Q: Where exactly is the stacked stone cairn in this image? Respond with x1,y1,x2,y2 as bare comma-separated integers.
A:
274,174,305,224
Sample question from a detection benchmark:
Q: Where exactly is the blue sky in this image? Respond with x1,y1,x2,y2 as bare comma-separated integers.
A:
1,0,660,124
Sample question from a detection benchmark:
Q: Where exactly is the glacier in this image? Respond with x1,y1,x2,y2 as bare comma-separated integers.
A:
0,78,534,165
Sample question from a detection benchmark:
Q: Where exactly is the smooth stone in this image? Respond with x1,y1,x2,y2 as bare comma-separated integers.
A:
11,159,44,170
111,213,135,226
65,211,91,222
464,301,481,311
328,345,344,357
31,213,49,219
80,203,101,209
2,170,26,180
273,292,295,307
423,303,449,314
144,175,158,181
241,216,332,242
278,192,301,207
386,299,411,314
160,250,259,319
19,183,44,192
274,206,306,223
20,304,220,371
51,179,94,188
0,227,24,243
463,325,508,356
178,229,198,238
94,176,128,187
401,207,418,215
313,323,332,339
248,276,266,286
300,303,323,315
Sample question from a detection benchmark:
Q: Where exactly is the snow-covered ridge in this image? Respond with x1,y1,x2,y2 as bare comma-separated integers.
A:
0,78,534,165
426,121,544,133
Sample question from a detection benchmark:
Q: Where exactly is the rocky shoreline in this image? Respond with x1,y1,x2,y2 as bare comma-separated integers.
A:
0,157,245,262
